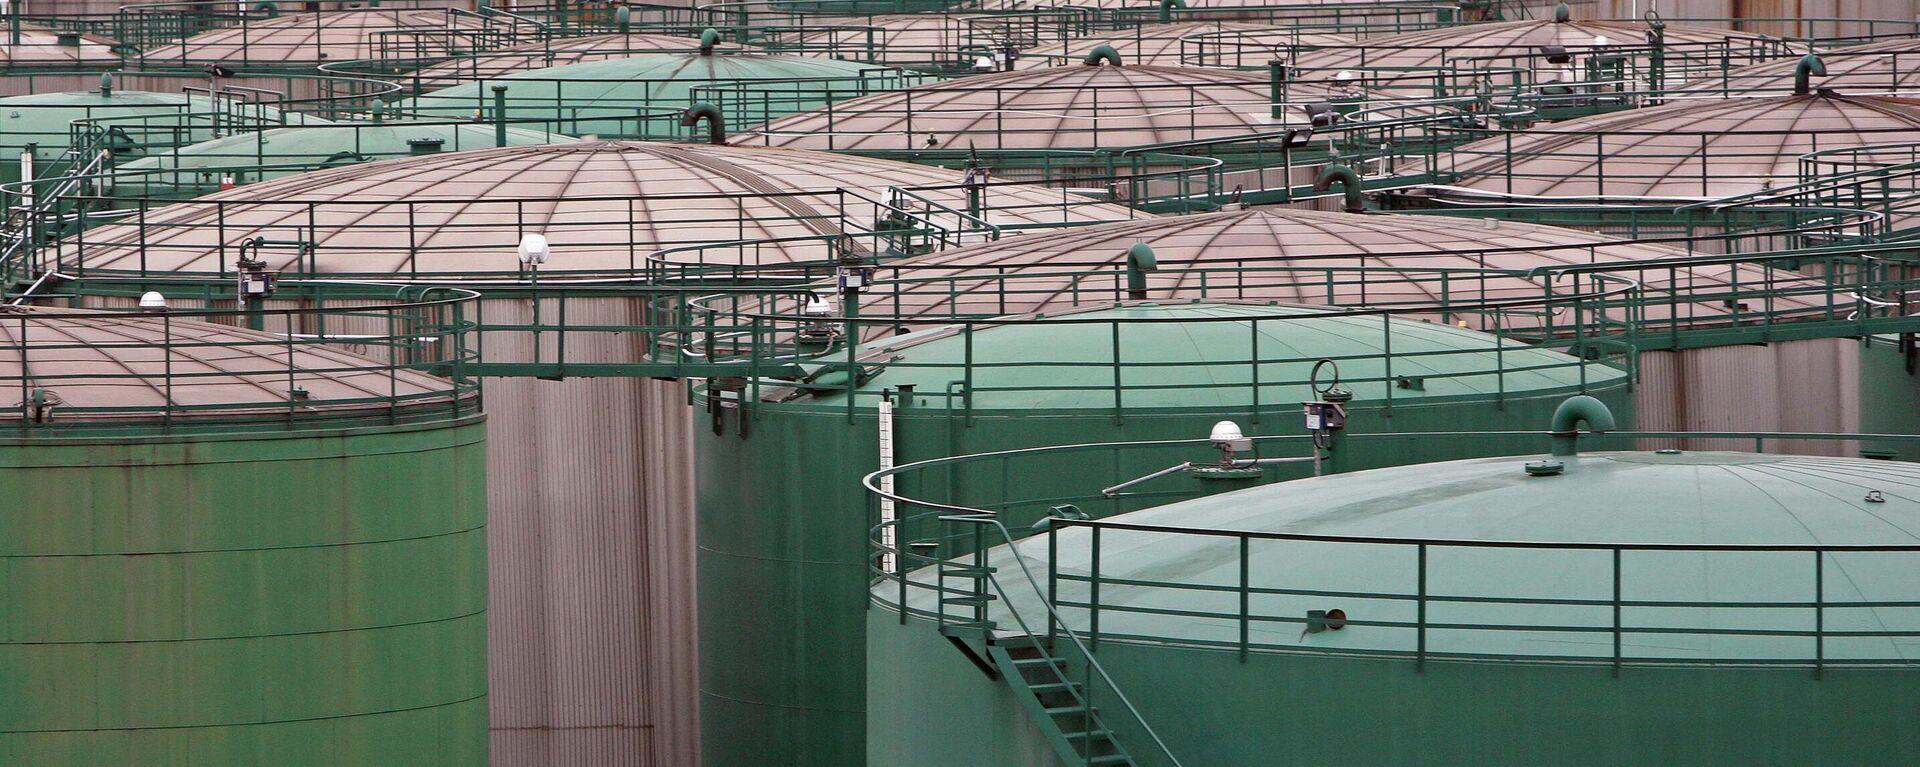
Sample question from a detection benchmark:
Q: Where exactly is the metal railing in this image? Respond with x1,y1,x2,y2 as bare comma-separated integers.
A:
0,280,480,434
865,429,1920,671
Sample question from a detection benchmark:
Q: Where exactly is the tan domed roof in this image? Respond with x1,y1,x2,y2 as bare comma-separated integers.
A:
1428,93,1920,201
1681,39,1920,94
735,64,1428,151
849,207,1827,331
790,14,1032,67
0,26,120,66
58,140,1142,279
1017,23,1349,69
403,31,723,90
1292,15,1792,79
0,304,461,424
135,9,486,64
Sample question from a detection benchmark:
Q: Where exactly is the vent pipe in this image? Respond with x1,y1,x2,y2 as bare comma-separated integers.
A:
1158,0,1186,23
1083,44,1121,67
699,28,721,56
1313,165,1364,213
1549,395,1616,457
1793,54,1827,95
682,103,726,145
1124,242,1156,299
1552,2,1570,22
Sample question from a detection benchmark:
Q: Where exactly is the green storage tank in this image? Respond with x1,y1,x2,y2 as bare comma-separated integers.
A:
110,120,577,198
0,82,323,184
871,424,1920,766
696,301,1634,767
0,304,487,766
402,49,917,138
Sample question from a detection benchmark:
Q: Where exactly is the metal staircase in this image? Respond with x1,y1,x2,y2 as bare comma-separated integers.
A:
989,636,1138,767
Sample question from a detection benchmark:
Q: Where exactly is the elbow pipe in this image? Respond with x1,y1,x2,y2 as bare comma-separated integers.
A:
682,103,726,145
615,5,630,33
1313,165,1365,213
98,72,112,97
1124,242,1157,299
1552,2,1570,22
699,28,721,56
1083,44,1122,67
1549,395,1617,457
1158,0,1185,22
1794,53,1827,95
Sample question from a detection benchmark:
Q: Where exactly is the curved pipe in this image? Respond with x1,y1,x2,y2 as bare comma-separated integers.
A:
1124,242,1157,299
254,0,278,16
682,103,726,145
1083,44,1122,67
1552,2,1570,22
1313,164,1364,213
699,28,721,56
615,5,630,33
1549,395,1617,457
98,72,112,97
1794,53,1827,95
1158,0,1186,22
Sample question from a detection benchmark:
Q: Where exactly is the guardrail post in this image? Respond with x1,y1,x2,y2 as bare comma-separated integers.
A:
1417,542,1427,672
1238,535,1250,663
1813,550,1824,680
1612,547,1623,678
1090,524,1102,653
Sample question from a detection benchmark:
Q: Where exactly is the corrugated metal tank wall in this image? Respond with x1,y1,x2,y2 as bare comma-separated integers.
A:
477,297,698,767
1536,0,1920,37
1635,338,1865,455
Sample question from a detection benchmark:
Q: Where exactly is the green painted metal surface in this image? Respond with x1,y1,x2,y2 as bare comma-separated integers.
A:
0,89,322,183
1861,335,1920,460
875,448,1920,766
695,302,1633,767
0,418,488,766
111,121,577,197
404,53,913,138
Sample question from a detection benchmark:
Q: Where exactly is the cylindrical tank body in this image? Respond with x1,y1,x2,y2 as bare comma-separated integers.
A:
43,140,1138,767
695,301,1635,767
0,305,487,766
871,442,1920,766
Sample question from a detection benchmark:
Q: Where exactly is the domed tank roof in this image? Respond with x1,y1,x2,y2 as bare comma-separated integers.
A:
0,88,324,156
402,52,901,133
0,304,462,425
1016,23,1350,69
794,14,1001,67
61,140,1140,279
135,9,484,64
403,31,722,90
1430,93,1920,200
1293,13,1790,75
1680,38,1920,94
857,207,1825,329
906,447,1920,661
805,301,1623,409
0,26,121,66
736,63,1420,151
114,120,575,183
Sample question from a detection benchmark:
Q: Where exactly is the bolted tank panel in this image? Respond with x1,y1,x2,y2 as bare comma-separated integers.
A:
695,302,1634,767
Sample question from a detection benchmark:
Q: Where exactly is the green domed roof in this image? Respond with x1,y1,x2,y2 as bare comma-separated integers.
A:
403,53,910,137
897,448,1920,663
0,89,324,161
815,302,1622,410
116,121,575,185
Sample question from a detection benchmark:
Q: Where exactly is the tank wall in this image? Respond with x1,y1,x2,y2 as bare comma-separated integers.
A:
866,611,1058,767
696,380,1634,767
1525,0,1920,37
1859,335,1920,460
873,606,1920,767
1636,338,1864,455
0,418,488,766
480,371,697,767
